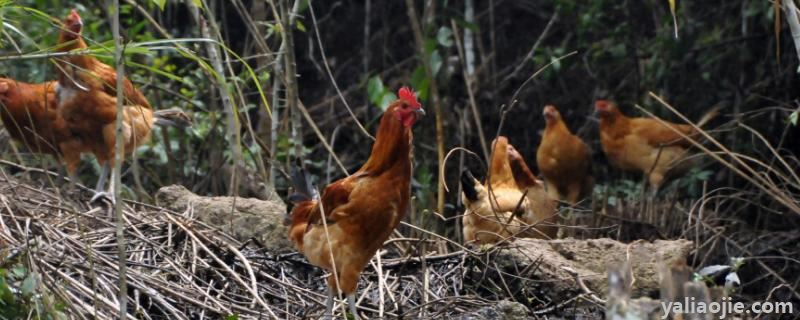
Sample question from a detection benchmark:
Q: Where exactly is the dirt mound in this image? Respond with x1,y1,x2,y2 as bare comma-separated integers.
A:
155,184,290,252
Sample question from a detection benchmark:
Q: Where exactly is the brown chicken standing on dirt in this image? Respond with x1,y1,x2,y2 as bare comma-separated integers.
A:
286,87,424,319
536,105,593,204
0,78,87,176
595,100,718,190
55,9,190,202
507,144,558,238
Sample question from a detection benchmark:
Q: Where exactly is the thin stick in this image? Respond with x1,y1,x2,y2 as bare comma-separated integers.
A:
109,0,128,317
307,0,374,141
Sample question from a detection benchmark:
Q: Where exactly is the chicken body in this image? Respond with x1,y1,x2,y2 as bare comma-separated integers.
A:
508,144,558,238
536,105,593,204
595,100,717,189
460,137,557,242
54,10,188,201
58,83,155,166
461,170,534,245
287,87,424,319
0,78,86,175
485,136,526,212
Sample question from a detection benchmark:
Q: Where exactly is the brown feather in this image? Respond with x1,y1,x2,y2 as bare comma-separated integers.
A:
0,78,85,174
286,96,421,295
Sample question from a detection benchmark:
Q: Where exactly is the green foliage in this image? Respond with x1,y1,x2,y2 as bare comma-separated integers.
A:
409,66,429,101
150,0,201,11
367,76,397,111
436,26,453,47
595,180,643,207
679,167,713,197
414,164,435,211
0,255,67,320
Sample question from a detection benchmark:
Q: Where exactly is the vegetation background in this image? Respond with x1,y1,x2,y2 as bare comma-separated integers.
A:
1,0,799,318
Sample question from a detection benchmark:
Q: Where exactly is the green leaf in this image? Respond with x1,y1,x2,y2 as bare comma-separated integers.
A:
295,20,307,32
454,19,479,32
436,26,453,47
225,315,240,320
410,66,427,88
367,76,385,105
20,273,36,297
296,0,311,13
609,43,626,58
151,0,166,11
549,56,561,71
790,111,798,126
424,38,437,55
10,266,25,279
410,66,430,101
379,93,397,111
430,49,443,76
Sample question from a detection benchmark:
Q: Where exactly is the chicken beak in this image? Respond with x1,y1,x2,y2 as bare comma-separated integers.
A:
414,108,426,117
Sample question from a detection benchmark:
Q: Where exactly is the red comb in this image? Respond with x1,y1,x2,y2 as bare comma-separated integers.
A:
398,87,419,108
595,100,609,109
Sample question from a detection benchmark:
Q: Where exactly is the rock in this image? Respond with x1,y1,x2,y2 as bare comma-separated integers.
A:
460,300,530,320
495,238,693,299
155,185,290,252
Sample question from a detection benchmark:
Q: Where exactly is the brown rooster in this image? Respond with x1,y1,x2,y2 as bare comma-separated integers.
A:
287,87,424,319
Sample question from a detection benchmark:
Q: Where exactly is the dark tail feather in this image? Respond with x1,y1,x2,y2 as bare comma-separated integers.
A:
288,166,318,203
461,169,479,202
284,166,318,226
154,108,193,128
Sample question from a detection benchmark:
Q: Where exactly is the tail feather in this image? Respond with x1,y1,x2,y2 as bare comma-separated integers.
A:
284,166,319,227
154,108,192,128
461,169,479,202
289,166,319,202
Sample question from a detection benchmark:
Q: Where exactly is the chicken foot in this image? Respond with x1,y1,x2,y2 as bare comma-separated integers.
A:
323,288,360,320
90,162,116,205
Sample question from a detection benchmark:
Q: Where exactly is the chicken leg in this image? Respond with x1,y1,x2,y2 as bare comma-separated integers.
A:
348,293,359,320
322,288,360,320
325,288,334,319
90,162,115,204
